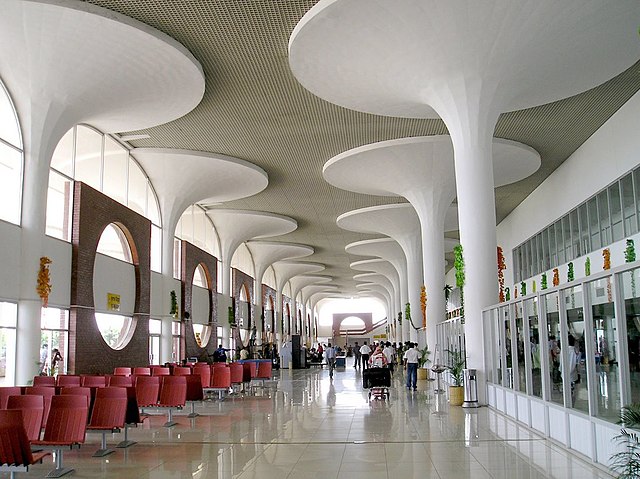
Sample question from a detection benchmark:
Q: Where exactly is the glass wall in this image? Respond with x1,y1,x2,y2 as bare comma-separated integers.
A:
0,80,23,225
0,302,17,386
485,262,640,425
40,308,69,377
514,168,640,282
149,319,161,365
47,125,162,272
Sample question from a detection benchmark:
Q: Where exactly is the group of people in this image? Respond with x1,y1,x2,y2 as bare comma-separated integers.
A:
348,340,421,390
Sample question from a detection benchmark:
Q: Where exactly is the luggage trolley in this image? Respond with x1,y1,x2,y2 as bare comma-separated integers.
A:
363,367,391,400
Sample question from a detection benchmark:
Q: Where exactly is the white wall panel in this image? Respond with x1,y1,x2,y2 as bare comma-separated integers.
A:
548,406,567,444
42,235,71,308
568,414,592,458
92,254,135,314
0,221,20,300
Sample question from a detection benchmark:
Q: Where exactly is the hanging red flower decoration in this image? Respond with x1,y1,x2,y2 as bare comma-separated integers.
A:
497,246,506,302
552,268,560,287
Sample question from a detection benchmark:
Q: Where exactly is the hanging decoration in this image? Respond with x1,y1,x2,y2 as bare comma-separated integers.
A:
405,302,418,330
497,246,506,302
532,281,537,293
420,285,427,329
505,287,511,301
567,262,574,282
541,273,548,290
228,306,236,327
625,239,636,263
170,290,178,318
397,311,402,324
585,257,591,276
603,248,611,270
552,268,560,287
520,281,526,296
36,257,52,307
514,286,518,299
453,244,465,321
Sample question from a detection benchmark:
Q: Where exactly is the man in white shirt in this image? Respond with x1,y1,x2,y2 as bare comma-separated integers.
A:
359,342,372,370
403,342,419,391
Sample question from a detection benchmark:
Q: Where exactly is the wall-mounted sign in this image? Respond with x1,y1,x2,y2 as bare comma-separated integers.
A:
107,293,121,312
373,334,387,340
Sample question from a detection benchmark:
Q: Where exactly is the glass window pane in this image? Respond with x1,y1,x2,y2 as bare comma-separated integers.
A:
598,190,611,246
102,137,128,205
609,182,623,242
562,215,572,262
51,128,74,177
588,277,619,422
530,238,538,277
578,204,590,255
0,302,17,386
515,302,526,392
0,82,21,149
565,285,587,414
41,307,69,330
0,302,17,328
127,160,147,216
536,232,544,274
623,268,640,404
588,198,601,251
569,209,580,258
151,224,161,273
95,312,134,350
545,292,562,405
45,170,72,241
149,319,161,335
97,224,132,262
555,220,565,265
622,173,638,236
149,335,160,365
526,298,542,398
548,224,558,268
0,141,22,225
74,126,102,188
146,183,160,226
503,307,513,389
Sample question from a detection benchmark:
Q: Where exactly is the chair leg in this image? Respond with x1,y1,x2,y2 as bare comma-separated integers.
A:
93,431,115,457
187,401,199,418
163,408,177,428
116,423,137,448
45,449,74,478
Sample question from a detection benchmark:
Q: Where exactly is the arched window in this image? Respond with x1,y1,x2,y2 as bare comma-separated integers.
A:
0,79,23,225
192,264,211,348
47,125,162,271
94,223,136,350
174,204,220,282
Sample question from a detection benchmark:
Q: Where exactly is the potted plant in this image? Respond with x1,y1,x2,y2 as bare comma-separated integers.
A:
417,346,431,380
447,349,466,406
610,404,640,478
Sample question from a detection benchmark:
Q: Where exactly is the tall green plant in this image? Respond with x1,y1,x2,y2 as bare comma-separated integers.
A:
418,346,431,368
446,349,466,387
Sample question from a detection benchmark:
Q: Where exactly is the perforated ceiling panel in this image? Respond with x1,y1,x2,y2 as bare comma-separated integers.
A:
84,0,640,294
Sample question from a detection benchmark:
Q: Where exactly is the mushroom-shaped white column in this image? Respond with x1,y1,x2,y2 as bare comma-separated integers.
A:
338,204,424,343
351,259,401,325
289,275,333,342
346,238,408,343
244,241,314,345
290,0,640,399
271,261,325,341
326,136,539,354
206,210,298,347
134,149,268,363
0,0,204,383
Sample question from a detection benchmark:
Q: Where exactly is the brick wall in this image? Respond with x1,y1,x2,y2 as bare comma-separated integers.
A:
262,284,276,336
70,182,150,374
180,240,218,361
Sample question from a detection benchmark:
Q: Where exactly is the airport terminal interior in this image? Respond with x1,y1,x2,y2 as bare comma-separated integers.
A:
1,0,640,477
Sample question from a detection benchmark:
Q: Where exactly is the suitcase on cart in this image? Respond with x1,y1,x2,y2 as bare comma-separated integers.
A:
363,367,391,400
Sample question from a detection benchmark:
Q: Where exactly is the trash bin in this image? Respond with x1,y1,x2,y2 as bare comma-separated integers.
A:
462,368,479,408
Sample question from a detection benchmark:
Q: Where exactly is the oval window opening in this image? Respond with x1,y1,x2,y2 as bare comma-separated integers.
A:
93,223,136,350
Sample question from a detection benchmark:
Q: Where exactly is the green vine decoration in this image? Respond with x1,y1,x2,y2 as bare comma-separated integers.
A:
585,257,591,277
568,262,575,282
541,273,547,290
505,287,510,301
626,239,636,263
397,311,402,324
520,281,526,296
453,244,465,320
170,290,178,318
405,302,419,331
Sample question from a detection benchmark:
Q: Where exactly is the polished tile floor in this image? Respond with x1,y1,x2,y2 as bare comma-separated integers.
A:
8,362,615,479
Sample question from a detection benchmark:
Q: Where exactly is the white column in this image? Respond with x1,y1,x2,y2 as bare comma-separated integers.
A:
221,259,232,349
449,106,501,403
160,228,176,364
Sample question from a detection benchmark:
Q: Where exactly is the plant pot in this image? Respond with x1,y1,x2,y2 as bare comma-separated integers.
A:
449,385,464,406
417,367,428,380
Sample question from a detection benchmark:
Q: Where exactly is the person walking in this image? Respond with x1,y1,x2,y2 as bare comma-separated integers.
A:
383,341,395,373
360,342,372,370
353,341,362,369
403,342,419,391
325,342,337,378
